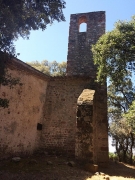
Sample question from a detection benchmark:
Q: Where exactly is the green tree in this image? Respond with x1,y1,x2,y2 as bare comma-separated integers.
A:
51,61,67,76
92,15,135,87
27,60,67,76
123,101,135,164
57,61,67,75
0,0,65,54
108,78,135,120
27,60,51,75
50,61,59,75
108,79,135,164
124,101,135,130
110,118,134,164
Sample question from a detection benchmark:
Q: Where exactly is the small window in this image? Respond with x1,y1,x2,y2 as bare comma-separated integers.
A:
37,123,42,130
78,16,87,32
79,23,87,32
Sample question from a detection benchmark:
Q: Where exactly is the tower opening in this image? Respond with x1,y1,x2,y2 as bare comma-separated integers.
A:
79,23,87,32
78,16,87,32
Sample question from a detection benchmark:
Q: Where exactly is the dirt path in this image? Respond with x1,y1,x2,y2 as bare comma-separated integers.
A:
0,154,135,180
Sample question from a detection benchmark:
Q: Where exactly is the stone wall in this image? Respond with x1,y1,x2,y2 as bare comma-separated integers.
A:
76,89,95,163
41,76,108,166
76,104,94,162
41,76,95,155
0,58,49,158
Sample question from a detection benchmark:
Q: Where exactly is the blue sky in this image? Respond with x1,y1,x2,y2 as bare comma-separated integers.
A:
14,0,135,63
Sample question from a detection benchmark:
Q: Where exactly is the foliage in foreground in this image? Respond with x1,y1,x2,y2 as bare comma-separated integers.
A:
0,0,66,54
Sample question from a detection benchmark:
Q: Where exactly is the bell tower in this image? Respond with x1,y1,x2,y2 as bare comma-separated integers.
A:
66,11,105,77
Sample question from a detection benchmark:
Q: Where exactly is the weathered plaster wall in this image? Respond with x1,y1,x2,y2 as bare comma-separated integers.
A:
0,59,49,158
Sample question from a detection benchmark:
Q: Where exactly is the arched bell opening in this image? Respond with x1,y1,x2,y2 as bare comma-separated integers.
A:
78,16,87,32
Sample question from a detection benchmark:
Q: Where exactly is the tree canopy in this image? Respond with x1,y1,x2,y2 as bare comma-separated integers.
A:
0,0,66,54
108,77,135,164
92,15,135,87
124,100,135,133
27,60,67,76
110,118,134,163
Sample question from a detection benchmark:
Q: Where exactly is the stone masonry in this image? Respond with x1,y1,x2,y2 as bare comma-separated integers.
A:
67,11,105,76
66,11,108,165
42,11,108,166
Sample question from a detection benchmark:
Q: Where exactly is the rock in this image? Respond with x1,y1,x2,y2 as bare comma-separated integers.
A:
105,176,110,180
100,172,105,176
47,161,53,165
95,172,99,175
85,163,98,173
67,161,75,167
12,157,21,162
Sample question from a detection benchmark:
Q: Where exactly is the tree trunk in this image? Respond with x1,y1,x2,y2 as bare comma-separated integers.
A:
129,133,134,164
